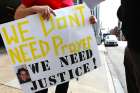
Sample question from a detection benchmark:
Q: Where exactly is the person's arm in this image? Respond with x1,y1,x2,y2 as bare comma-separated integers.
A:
117,0,127,22
14,4,34,19
15,4,56,20
117,5,123,22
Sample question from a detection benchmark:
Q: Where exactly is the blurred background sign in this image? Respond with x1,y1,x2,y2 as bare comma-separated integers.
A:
83,0,105,8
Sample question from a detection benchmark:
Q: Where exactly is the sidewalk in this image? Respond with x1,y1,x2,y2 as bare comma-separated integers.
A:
0,45,124,93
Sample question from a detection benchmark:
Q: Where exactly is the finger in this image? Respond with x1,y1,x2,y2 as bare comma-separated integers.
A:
45,8,51,20
39,10,45,19
41,10,47,19
47,13,51,20
49,8,56,16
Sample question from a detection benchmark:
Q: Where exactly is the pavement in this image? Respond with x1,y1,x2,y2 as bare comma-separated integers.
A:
0,45,125,93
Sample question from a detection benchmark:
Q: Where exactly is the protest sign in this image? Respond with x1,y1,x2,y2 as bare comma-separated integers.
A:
0,4,101,93
83,0,105,8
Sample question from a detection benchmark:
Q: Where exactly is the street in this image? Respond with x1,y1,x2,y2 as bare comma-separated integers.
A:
105,41,127,93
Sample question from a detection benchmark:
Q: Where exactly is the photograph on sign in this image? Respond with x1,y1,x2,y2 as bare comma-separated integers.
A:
16,65,31,84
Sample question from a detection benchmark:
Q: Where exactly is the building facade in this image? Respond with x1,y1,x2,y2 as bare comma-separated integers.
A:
92,5,101,44
74,0,101,44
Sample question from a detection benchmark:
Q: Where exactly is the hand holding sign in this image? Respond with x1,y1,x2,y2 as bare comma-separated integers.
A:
31,5,56,20
89,15,97,24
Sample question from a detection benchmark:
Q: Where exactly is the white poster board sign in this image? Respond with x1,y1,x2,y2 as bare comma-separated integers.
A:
0,4,101,93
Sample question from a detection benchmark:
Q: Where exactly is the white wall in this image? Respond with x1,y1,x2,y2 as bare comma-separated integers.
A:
99,0,121,31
